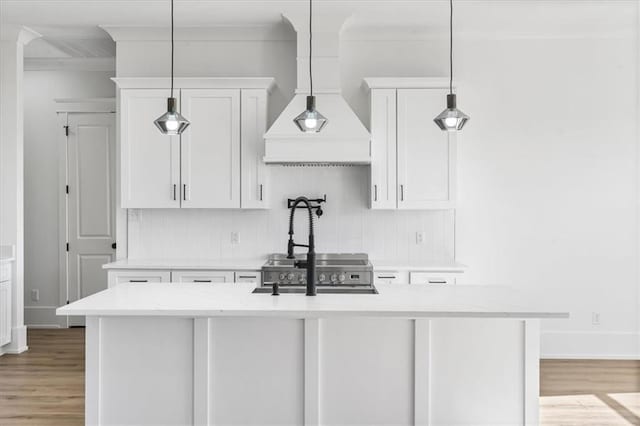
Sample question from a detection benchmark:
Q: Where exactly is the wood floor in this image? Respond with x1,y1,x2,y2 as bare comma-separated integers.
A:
0,329,638,425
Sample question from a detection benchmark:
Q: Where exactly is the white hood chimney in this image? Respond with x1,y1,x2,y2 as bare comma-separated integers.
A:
263,11,371,165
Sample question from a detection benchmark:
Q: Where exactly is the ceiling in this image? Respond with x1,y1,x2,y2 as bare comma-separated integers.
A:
2,1,633,59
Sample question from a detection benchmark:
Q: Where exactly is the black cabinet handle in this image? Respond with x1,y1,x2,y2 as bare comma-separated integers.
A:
193,279,212,283
129,279,148,283
183,184,187,201
374,185,378,202
111,242,117,250
259,184,263,201
173,184,177,200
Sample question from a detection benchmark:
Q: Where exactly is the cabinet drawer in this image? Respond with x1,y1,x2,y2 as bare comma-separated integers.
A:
172,270,234,283
0,263,11,283
374,271,403,285
409,272,456,285
109,270,171,287
234,271,261,283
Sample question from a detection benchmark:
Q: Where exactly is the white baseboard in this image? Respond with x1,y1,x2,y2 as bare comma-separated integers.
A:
25,306,65,328
542,330,640,360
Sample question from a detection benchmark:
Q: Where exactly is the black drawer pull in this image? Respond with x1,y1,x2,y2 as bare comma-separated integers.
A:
193,279,212,283
378,276,396,280
129,279,148,283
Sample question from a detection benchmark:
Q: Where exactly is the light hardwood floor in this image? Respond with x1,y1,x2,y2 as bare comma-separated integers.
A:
0,329,638,425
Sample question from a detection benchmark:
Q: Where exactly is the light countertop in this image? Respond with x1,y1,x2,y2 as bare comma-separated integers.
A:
102,257,466,272
56,283,568,320
103,258,267,271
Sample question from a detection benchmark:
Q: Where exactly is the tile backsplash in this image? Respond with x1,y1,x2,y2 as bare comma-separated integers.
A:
127,166,454,262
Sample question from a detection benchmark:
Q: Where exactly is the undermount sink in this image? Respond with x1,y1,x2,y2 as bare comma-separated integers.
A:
252,286,378,295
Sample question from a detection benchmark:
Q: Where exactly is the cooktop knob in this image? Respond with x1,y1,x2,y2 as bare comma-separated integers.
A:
338,274,346,282
318,273,326,282
287,273,295,281
279,273,286,280
330,274,338,282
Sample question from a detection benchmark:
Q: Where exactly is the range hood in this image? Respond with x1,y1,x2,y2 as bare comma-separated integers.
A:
264,12,371,165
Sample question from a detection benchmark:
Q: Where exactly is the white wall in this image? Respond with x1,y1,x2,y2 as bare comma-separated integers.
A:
23,69,115,326
120,1,639,358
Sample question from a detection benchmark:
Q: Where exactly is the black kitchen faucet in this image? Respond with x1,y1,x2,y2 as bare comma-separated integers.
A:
279,195,326,296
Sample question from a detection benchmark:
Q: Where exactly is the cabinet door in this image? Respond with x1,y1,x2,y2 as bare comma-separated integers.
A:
370,89,397,209
108,270,171,288
234,271,261,283
120,89,181,208
409,272,458,285
172,270,234,283
241,89,268,209
0,281,11,346
180,89,240,208
397,89,456,209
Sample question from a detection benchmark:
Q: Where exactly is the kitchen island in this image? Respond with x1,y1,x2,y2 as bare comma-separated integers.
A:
57,283,567,426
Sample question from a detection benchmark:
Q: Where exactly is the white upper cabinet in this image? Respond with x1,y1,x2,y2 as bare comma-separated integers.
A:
181,89,240,208
240,89,268,209
397,88,456,209
120,89,181,208
370,88,397,209
366,78,457,210
116,78,273,209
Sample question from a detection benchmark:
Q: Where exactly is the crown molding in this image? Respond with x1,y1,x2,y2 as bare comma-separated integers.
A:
1,25,41,44
24,57,115,72
100,25,294,42
112,77,275,92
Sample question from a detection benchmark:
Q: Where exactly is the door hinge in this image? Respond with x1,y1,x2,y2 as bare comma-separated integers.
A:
66,300,69,305
66,242,69,252
64,125,69,136
65,185,69,194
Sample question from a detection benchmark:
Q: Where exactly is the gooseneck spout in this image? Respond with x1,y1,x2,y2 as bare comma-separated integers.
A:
286,197,316,296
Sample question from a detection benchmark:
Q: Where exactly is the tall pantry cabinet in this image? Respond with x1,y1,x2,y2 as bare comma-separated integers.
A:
365,78,458,210
115,78,273,209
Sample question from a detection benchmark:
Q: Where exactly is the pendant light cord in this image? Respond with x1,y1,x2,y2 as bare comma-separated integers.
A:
309,0,313,97
171,0,175,99
449,0,453,94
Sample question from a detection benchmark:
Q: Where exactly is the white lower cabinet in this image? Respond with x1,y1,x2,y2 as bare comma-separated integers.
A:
373,271,407,285
172,270,234,283
108,270,171,288
410,272,458,285
0,278,11,347
234,271,261,283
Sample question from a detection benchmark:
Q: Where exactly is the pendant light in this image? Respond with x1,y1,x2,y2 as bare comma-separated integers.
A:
293,0,328,133
154,0,190,135
434,0,469,131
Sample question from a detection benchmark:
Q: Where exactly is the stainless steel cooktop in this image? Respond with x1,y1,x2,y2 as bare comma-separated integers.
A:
260,253,374,289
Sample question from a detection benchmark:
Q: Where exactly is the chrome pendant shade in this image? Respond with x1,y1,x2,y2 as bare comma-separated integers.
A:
294,96,328,133
155,0,190,135
433,94,469,131
434,0,469,132
294,0,327,133
154,97,190,135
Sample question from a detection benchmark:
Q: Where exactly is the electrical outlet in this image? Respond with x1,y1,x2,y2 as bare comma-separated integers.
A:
231,231,240,245
31,289,39,302
416,231,426,245
592,312,601,326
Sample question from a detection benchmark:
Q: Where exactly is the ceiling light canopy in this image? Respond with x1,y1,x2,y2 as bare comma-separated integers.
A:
293,0,327,133
433,0,469,132
154,0,190,136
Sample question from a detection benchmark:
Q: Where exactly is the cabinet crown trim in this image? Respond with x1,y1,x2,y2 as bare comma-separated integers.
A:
364,77,453,90
113,77,275,91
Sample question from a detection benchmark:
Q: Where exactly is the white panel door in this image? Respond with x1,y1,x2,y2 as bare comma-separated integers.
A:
0,280,11,346
171,270,234,283
180,89,240,208
240,89,268,209
66,113,116,326
120,89,181,208
370,89,397,209
397,88,456,209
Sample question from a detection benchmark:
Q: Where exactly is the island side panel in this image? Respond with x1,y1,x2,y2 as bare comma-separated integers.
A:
429,319,527,425
319,318,415,426
208,317,305,426
97,317,194,426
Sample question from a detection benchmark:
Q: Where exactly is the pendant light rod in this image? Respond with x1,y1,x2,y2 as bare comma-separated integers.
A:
309,0,313,97
449,0,453,94
171,0,174,98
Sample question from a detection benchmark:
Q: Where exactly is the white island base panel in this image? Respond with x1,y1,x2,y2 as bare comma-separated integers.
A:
85,315,540,426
